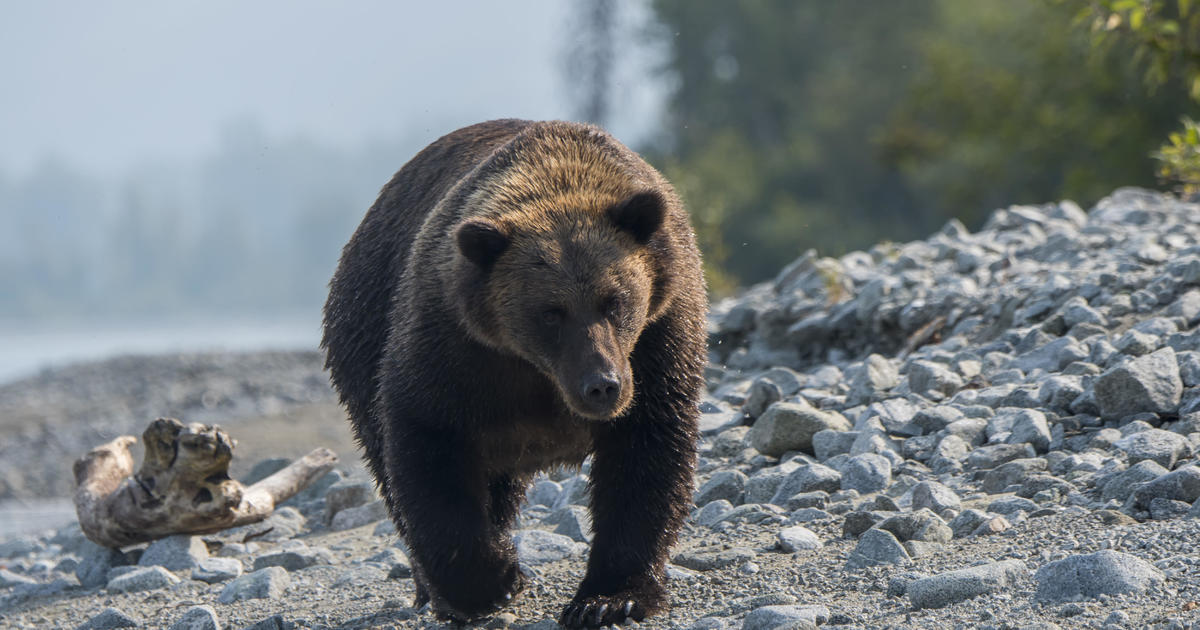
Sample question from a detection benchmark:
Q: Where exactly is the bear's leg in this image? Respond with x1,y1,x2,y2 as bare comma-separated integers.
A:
386,429,525,622
562,321,701,629
561,419,694,627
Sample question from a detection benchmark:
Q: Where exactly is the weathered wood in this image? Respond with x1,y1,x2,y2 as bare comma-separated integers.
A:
73,417,337,548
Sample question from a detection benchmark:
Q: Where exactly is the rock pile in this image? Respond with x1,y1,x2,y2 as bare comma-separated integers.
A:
3,188,1200,628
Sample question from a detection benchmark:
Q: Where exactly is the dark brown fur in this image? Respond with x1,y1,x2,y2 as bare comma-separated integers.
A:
322,120,706,627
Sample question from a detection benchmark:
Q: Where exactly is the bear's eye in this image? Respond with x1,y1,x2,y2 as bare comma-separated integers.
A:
541,308,565,326
601,296,621,319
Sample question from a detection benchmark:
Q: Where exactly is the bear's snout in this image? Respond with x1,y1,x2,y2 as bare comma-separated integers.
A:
581,370,621,408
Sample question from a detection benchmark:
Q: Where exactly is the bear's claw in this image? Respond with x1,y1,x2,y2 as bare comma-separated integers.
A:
559,597,641,628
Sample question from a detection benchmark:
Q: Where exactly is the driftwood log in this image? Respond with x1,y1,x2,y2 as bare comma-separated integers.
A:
73,417,337,548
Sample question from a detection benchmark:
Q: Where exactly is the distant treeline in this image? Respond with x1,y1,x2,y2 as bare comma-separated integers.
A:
0,120,420,323
635,0,1199,292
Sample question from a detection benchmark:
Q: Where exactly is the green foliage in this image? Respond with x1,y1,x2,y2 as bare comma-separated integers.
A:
643,0,1197,290
1076,1,1200,192
1154,117,1200,192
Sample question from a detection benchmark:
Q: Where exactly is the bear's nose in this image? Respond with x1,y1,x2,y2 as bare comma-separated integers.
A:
581,371,621,407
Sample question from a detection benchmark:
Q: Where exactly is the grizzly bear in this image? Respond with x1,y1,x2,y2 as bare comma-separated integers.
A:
322,119,706,628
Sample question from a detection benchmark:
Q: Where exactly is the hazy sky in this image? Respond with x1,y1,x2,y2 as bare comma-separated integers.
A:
0,1,661,177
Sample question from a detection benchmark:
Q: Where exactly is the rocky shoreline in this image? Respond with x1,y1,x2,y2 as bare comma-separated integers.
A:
3,187,1200,628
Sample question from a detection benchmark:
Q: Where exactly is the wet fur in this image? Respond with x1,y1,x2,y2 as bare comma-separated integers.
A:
322,120,706,626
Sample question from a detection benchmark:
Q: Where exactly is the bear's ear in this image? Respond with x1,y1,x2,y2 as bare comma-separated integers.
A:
608,190,665,244
456,218,510,268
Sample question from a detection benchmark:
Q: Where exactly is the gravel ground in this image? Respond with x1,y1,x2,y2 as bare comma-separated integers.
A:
3,187,1200,629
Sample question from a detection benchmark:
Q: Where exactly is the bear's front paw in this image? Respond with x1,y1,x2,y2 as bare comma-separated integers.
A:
560,582,665,629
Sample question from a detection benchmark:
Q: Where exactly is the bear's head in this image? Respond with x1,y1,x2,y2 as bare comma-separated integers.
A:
452,190,673,420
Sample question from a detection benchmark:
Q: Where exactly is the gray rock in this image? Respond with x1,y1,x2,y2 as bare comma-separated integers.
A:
776,526,821,552
1014,337,1087,373
552,474,591,509
218,567,291,603
789,507,833,523
911,481,962,514
1016,474,1075,499
324,480,376,524
253,544,334,571
697,499,734,527
168,605,221,630
811,429,856,461
743,377,782,419
695,470,748,506
1114,428,1192,468
907,360,964,397
981,513,1020,532
912,406,965,434
967,443,1036,470
907,560,1027,609
875,509,952,543
982,458,1048,494
845,528,910,569
0,538,39,558
546,505,594,543
330,499,388,530
192,557,243,584
1149,497,1192,520
526,479,562,507
1094,347,1183,420
76,540,126,589
987,496,1039,518
1130,465,1200,509
945,508,1003,537
741,604,828,630
847,354,900,405
1006,409,1052,453
769,465,841,504
242,457,291,485
241,615,293,630
1101,460,1168,502
842,510,888,538
139,534,209,571
107,565,180,593
714,504,785,526
749,401,851,457
839,453,891,494
1034,550,1165,602
744,463,799,504
0,568,37,587
221,507,306,542
512,530,586,565
673,547,757,571
76,607,141,630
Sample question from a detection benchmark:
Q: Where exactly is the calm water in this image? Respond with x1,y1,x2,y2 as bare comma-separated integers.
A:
0,315,322,385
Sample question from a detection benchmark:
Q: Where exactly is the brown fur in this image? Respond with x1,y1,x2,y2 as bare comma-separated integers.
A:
322,120,707,628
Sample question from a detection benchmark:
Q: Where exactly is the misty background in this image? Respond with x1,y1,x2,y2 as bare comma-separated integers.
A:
3,0,1195,382
0,1,664,381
